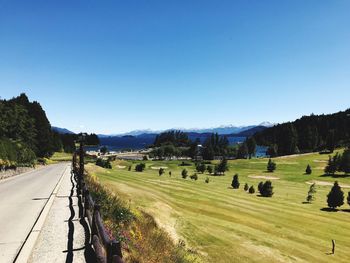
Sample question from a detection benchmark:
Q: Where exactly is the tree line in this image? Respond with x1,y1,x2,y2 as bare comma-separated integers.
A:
0,93,99,169
253,109,350,156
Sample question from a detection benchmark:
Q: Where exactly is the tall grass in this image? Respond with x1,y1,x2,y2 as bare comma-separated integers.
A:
85,172,200,263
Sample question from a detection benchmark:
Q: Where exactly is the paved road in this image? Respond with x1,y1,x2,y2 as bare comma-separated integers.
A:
0,163,69,263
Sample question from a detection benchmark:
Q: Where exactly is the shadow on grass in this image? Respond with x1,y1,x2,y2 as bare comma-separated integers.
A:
320,173,350,178
320,207,338,212
341,209,350,213
302,201,311,204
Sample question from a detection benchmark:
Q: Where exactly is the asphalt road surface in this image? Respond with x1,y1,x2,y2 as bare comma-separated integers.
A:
0,163,69,263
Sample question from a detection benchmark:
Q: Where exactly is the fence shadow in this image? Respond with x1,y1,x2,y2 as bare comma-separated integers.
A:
65,172,75,263
77,183,96,263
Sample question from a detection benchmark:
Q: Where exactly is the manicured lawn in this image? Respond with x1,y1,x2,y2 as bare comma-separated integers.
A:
86,150,350,263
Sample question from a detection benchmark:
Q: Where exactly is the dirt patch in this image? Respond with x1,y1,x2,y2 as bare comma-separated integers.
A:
277,161,298,165
275,152,313,159
248,175,280,180
306,180,350,188
116,165,126,169
313,160,327,163
315,166,326,170
147,201,179,242
150,166,168,170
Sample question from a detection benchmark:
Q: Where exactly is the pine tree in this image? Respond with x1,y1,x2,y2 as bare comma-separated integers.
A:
259,181,274,197
327,181,344,209
305,164,312,175
248,185,255,194
216,158,229,175
258,182,264,193
340,148,350,174
267,159,276,172
231,174,240,189
244,183,249,191
246,137,257,159
306,183,316,203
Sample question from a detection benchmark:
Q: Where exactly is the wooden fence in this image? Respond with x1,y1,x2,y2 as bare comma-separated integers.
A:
73,144,124,263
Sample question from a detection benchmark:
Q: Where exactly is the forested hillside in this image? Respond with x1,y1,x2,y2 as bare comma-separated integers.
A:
253,109,350,156
0,93,99,169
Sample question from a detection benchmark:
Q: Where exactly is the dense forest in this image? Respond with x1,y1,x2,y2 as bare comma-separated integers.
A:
253,109,350,156
0,93,99,168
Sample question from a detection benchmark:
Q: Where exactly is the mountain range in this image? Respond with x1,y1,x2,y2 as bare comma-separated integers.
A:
53,123,273,150
94,122,274,137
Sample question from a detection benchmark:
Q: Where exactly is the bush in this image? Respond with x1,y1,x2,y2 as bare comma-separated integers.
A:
159,168,165,176
248,185,255,194
259,181,274,197
207,165,213,174
305,164,312,175
258,181,264,193
96,158,112,169
196,163,206,173
347,191,350,207
128,165,132,171
205,177,209,183
190,173,198,181
181,169,188,179
135,163,146,172
327,181,344,209
244,183,249,191
231,174,240,189
267,159,276,172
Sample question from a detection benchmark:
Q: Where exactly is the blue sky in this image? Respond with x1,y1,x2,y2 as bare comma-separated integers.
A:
0,0,349,134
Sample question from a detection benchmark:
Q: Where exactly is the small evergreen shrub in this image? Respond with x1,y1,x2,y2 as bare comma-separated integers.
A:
259,180,274,197
244,183,249,191
267,159,276,172
231,174,240,189
249,185,255,194
135,163,146,172
181,169,188,179
305,164,312,175
190,173,198,181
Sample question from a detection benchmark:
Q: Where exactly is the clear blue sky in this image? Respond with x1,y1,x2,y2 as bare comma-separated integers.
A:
0,0,349,134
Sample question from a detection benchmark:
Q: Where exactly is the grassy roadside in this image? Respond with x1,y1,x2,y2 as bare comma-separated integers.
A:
86,150,350,262
86,165,202,263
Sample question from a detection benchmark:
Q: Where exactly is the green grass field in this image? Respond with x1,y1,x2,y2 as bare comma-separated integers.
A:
86,150,350,263
50,152,72,162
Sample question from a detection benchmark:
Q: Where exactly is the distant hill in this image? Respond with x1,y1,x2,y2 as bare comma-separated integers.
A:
233,126,268,137
52,126,75,134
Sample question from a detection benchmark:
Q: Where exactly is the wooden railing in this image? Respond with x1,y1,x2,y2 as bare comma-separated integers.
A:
73,142,124,263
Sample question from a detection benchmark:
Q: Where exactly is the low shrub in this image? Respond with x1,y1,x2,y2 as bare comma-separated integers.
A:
190,173,198,181
244,183,249,191
96,158,112,169
249,185,255,194
181,169,188,179
135,163,146,172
